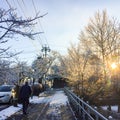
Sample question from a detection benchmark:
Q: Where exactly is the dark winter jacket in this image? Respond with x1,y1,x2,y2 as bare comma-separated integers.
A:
19,83,32,99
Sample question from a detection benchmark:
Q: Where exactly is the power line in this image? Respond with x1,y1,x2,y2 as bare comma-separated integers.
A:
31,0,50,47
7,0,49,49
5,0,42,63
20,50,39,54
15,0,42,53
31,0,46,46
21,0,26,8
5,0,52,61
5,0,12,8
21,0,43,47
16,0,26,17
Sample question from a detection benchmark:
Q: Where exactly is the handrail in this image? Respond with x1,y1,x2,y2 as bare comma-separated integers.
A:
64,88,108,120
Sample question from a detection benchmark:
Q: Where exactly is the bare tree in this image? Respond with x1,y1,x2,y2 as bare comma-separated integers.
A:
0,8,45,58
75,10,120,102
59,43,92,96
60,10,120,103
0,60,11,84
32,51,58,83
80,10,120,82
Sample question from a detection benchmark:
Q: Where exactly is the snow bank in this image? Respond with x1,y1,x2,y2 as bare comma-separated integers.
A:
0,104,22,120
102,105,118,112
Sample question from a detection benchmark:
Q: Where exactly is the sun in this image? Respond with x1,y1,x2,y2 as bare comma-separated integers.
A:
111,63,117,69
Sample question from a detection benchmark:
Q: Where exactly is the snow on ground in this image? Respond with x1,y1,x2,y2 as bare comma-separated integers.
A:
49,91,68,106
102,105,118,112
0,105,22,120
0,95,47,120
30,96,48,103
43,91,69,120
0,90,69,120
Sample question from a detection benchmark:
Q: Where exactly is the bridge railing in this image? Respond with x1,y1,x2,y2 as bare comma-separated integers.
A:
64,88,108,120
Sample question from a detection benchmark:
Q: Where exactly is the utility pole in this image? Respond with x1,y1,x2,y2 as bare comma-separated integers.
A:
41,45,51,88
41,44,51,58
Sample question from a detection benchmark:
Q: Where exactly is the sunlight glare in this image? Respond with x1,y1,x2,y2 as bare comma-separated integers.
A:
111,63,117,69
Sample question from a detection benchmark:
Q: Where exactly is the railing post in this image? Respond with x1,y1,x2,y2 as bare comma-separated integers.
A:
64,88,108,120
81,102,85,120
95,114,99,120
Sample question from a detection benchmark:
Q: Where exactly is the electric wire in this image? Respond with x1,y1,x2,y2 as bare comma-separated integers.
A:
31,0,50,47
21,0,43,47
5,0,12,8
15,0,42,53
21,0,51,55
5,0,52,60
31,0,44,46
5,0,42,64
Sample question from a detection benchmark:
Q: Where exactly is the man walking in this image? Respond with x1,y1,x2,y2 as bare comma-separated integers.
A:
19,81,32,115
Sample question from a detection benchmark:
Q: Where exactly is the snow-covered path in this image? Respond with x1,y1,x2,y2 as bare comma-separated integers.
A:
38,91,71,120
0,90,75,120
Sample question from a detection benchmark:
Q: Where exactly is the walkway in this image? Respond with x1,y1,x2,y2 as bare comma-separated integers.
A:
6,90,76,120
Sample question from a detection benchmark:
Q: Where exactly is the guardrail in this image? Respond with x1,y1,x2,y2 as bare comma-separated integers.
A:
64,88,108,120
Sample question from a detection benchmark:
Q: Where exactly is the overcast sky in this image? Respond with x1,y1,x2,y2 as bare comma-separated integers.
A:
1,0,120,65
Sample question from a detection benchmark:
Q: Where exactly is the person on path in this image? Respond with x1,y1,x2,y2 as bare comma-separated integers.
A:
19,81,32,115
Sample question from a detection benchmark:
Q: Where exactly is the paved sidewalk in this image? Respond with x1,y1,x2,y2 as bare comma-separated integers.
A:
6,90,76,120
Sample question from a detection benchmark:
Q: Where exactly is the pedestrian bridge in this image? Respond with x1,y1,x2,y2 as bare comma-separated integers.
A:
64,88,108,120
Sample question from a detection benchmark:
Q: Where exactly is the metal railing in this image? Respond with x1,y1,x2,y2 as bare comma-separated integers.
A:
64,88,108,120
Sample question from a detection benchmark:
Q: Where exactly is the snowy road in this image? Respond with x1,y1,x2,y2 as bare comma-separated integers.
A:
3,90,76,120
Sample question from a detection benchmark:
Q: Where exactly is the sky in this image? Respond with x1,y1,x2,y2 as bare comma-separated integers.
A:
1,0,120,65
